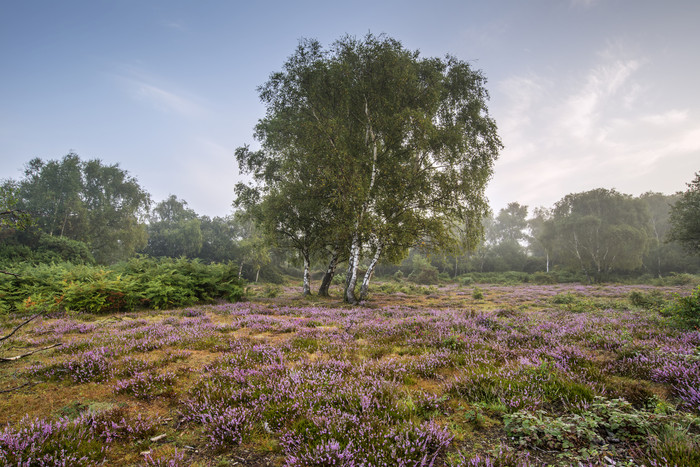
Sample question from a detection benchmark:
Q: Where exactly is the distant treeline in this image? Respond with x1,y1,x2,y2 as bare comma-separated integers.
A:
1,154,699,289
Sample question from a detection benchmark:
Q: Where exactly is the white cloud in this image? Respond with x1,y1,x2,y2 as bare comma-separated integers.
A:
561,58,642,141
132,81,205,117
161,19,187,31
488,47,699,212
111,67,207,118
641,109,688,126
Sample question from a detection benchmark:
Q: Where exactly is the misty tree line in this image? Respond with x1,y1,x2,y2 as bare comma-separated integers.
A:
432,188,700,283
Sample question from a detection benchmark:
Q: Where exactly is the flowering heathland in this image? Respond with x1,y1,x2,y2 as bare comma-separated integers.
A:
0,282,699,465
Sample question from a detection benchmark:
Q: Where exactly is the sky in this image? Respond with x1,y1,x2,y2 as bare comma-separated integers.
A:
1,0,699,218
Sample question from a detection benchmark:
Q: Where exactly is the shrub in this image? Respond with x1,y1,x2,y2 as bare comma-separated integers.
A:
459,275,473,286
532,272,557,284
629,290,666,310
408,266,439,285
664,286,700,328
472,287,484,300
0,257,245,313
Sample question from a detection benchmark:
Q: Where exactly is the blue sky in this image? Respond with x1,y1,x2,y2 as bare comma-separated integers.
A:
1,0,699,217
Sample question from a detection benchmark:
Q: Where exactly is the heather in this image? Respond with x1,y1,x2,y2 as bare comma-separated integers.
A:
1,282,700,465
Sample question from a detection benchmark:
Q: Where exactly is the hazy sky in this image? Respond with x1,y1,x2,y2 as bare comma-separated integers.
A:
1,0,698,217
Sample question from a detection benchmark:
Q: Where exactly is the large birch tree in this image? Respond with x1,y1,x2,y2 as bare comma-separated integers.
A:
236,34,501,303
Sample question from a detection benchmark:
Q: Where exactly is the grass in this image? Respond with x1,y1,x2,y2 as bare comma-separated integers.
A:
0,281,699,465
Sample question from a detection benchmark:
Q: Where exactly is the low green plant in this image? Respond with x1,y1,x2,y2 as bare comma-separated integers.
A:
663,286,700,328
629,290,666,310
472,287,484,300
0,257,245,314
504,397,655,461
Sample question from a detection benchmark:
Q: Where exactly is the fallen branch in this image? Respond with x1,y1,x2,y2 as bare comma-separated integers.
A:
0,381,36,393
0,270,20,277
0,342,62,362
0,314,41,342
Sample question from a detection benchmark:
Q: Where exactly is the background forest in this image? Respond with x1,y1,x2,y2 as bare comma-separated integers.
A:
1,151,699,314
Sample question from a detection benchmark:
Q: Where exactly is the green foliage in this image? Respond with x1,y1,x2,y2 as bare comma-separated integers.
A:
532,271,557,284
663,286,700,328
669,172,700,255
505,397,700,463
143,195,203,258
115,256,245,309
547,189,650,281
0,230,95,265
629,290,666,310
0,257,245,314
12,153,150,264
0,181,32,231
472,287,484,300
408,264,439,285
504,397,650,459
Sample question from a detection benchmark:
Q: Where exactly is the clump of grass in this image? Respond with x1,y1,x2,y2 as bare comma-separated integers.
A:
644,422,700,467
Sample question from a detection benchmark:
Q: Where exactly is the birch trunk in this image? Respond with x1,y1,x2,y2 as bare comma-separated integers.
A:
344,234,361,304
344,99,379,305
318,249,339,297
302,252,311,296
359,241,383,301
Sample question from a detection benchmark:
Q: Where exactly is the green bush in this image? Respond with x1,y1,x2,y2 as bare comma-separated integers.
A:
0,230,95,266
532,272,557,284
0,257,245,314
629,290,666,310
663,286,700,328
458,275,473,286
408,265,439,285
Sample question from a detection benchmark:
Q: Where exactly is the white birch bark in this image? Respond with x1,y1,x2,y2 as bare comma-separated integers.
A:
344,98,379,304
302,253,311,296
359,240,383,301
345,234,361,303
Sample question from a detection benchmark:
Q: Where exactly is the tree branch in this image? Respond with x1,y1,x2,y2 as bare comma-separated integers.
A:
0,314,41,343
0,381,36,393
0,343,62,362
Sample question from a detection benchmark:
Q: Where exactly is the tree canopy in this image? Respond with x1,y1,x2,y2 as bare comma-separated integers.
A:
236,34,501,302
13,153,150,264
669,172,700,255
547,189,649,281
